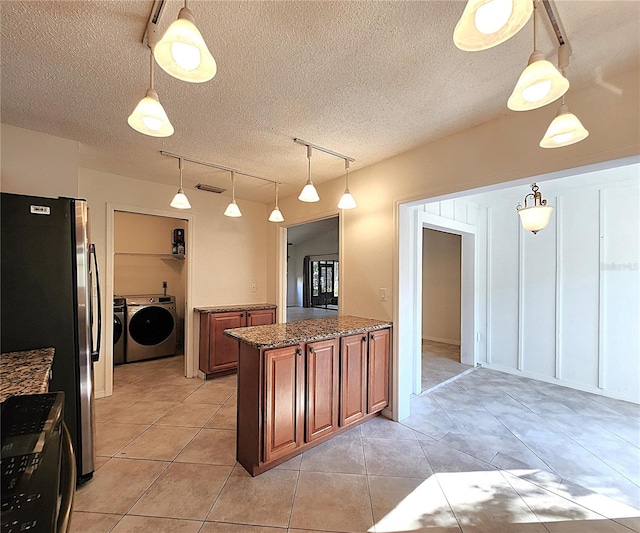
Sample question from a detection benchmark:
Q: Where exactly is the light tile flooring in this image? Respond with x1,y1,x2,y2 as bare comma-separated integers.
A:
73,355,640,533
421,340,472,392
286,306,339,322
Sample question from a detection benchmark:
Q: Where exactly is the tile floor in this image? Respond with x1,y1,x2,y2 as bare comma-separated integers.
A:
421,340,473,392
286,306,339,322
73,353,640,533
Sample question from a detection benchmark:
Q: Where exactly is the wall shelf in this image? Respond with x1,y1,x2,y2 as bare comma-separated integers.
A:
115,252,185,260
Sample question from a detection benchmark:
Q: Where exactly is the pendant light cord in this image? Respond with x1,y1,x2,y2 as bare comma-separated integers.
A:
179,158,184,189
274,182,280,208
307,145,312,183
532,0,537,50
231,171,236,201
149,49,155,90
344,159,350,190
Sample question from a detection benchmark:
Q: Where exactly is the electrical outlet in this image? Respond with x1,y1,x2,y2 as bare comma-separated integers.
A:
379,288,386,301
251,283,257,293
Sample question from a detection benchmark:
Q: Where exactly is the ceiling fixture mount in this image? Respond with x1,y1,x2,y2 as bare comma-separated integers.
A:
337,160,357,210
170,157,192,209
298,145,320,203
516,183,553,234
128,48,174,137
154,0,217,83
453,0,533,51
224,171,242,218
507,2,569,111
269,183,285,223
160,151,284,222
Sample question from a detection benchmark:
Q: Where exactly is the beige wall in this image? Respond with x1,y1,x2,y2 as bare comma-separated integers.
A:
114,212,188,348
422,229,461,345
273,67,640,324
1,124,79,197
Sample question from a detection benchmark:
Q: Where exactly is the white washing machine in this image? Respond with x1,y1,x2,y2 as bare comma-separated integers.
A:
124,294,177,362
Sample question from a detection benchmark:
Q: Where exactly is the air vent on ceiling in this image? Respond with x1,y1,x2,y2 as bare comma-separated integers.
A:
195,183,225,194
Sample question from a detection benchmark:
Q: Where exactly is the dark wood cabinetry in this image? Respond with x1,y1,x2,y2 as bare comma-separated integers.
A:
339,334,368,426
236,324,391,476
264,344,304,462
305,338,339,442
198,306,276,379
368,328,390,412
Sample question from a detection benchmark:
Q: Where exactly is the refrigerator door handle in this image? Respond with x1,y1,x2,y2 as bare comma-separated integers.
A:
89,243,102,362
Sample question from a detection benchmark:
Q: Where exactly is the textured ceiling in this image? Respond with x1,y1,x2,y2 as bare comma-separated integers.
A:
1,1,639,203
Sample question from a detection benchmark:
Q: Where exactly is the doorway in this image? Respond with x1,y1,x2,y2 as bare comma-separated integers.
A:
421,229,472,391
104,204,193,398
286,217,339,322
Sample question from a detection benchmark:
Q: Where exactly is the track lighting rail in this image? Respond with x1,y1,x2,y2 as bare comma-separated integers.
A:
541,0,567,48
293,138,355,163
160,150,279,185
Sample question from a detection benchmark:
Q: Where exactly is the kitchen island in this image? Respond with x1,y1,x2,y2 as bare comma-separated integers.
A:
225,316,392,475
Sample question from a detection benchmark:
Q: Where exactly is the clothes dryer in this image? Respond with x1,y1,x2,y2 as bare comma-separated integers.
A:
113,296,126,365
124,294,176,362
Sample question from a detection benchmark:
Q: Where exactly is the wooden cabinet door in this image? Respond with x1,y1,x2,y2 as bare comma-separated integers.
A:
305,338,339,442
264,344,304,462
367,328,390,413
339,334,367,427
247,308,276,326
210,312,245,372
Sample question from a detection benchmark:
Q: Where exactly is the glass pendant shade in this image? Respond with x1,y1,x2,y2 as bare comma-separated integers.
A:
298,181,320,202
338,190,357,210
508,51,570,111
170,188,191,209
224,200,242,217
154,7,217,83
517,205,554,234
128,88,174,137
453,0,533,51
540,103,589,148
268,207,285,222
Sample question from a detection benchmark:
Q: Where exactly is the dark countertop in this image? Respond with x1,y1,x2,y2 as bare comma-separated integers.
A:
0,347,55,403
195,303,277,313
225,315,392,349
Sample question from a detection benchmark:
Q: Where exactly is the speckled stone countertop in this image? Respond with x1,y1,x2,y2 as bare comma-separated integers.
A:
225,316,391,349
0,348,54,403
195,303,277,313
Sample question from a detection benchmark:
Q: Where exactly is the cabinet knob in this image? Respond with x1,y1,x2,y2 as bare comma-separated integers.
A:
296,348,302,356
241,313,244,318
309,347,315,353
371,334,376,341
362,336,367,342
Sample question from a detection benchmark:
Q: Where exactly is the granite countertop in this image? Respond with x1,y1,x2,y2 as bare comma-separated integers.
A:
0,347,55,403
225,315,392,349
195,303,277,313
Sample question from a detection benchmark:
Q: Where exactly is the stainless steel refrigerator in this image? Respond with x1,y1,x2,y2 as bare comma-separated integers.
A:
1,192,101,482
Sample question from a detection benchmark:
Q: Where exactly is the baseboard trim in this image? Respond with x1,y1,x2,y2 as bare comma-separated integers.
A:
479,363,640,405
422,336,461,346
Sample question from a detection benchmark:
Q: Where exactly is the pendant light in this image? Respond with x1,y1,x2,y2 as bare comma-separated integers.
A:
298,145,320,203
170,158,191,209
128,50,174,137
269,182,285,222
507,1,569,112
454,0,533,51
539,97,589,148
154,0,217,83
337,159,357,210
516,183,553,234
224,171,242,217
